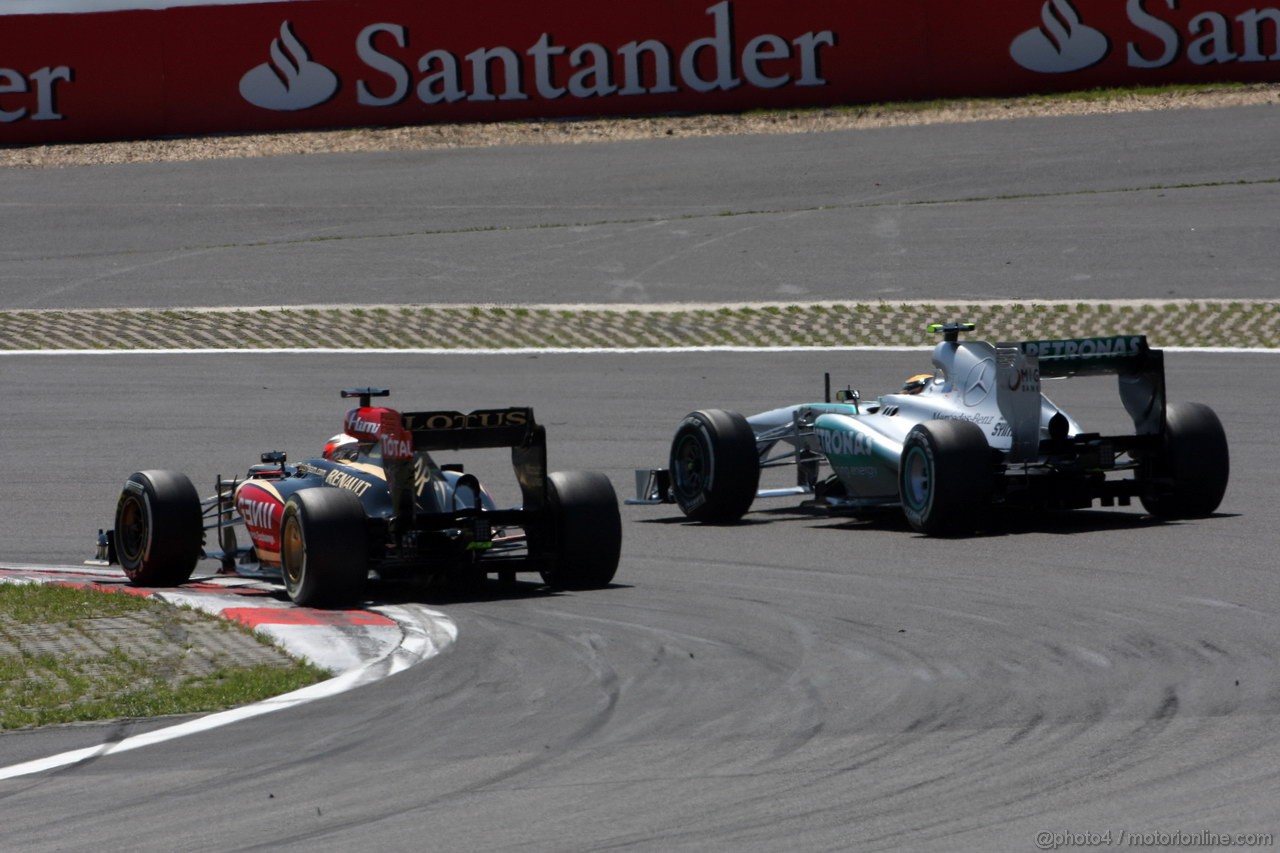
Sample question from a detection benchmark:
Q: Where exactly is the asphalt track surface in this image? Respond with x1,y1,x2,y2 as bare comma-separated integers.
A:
2,105,1279,851
0,349,1274,851
3,104,1280,310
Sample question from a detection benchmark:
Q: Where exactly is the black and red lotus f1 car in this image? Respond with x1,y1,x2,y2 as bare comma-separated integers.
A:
95,389,621,607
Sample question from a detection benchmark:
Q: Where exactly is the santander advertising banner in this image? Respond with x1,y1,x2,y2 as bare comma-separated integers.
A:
2,0,1279,144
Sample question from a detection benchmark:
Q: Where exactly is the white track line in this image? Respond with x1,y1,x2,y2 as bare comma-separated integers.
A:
1,346,1278,356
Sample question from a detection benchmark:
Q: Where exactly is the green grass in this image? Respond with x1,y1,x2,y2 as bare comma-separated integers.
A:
0,583,329,730
1,582,147,623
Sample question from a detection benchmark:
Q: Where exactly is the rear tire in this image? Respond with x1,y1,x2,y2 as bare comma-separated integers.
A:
1140,402,1229,519
280,488,368,608
114,470,203,587
538,471,621,590
898,420,993,536
668,409,759,523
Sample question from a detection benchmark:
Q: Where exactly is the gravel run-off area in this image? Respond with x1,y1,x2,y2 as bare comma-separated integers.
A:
3,84,1279,169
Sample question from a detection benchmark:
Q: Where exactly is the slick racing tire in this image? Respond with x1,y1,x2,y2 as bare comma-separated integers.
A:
538,471,622,590
1140,401,1229,519
280,488,368,608
668,409,760,524
898,420,993,536
114,470,203,587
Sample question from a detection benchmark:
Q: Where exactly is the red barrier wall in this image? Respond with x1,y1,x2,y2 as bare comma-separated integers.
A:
3,0,1279,144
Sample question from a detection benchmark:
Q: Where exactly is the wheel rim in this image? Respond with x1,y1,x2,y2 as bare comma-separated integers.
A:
902,446,931,511
282,515,305,590
672,433,708,499
117,494,148,564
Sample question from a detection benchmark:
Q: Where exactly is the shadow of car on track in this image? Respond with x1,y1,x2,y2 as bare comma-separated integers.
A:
633,514,778,528
637,504,1239,539
220,574,631,611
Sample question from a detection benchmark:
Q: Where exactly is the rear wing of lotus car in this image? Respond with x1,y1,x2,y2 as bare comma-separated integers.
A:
995,335,1167,462
401,407,548,512
403,408,536,451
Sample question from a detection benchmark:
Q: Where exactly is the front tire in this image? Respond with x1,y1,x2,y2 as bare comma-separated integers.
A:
538,471,622,590
114,470,203,587
898,420,993,535
280,488,368,608
1140,401,1229,519
668,409,759,523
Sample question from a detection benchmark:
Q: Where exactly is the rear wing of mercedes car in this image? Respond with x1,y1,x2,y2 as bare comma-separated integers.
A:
996,334,1167,462
1015,334,1163,380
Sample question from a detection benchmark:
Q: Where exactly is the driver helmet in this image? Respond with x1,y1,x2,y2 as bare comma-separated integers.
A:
323,433,359,462
901,373,933,395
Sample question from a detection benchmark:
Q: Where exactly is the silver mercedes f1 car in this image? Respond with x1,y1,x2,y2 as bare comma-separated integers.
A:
631,323,1228,535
